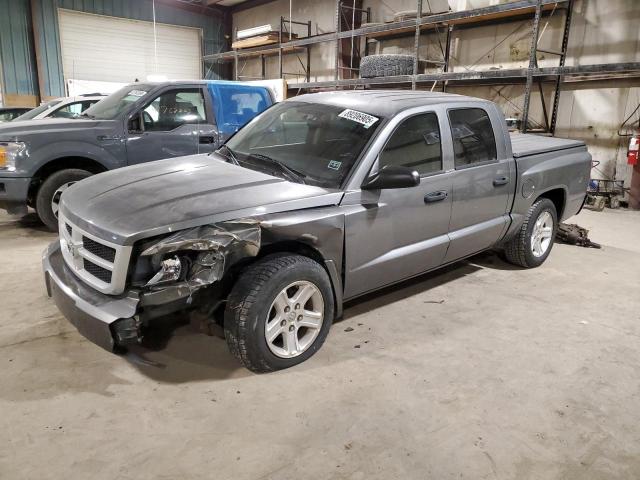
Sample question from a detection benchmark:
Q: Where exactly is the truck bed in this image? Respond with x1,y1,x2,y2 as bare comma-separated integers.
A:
510,132,585,158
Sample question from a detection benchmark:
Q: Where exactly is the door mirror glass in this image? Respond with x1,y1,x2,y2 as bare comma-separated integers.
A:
128,113,143,133
362,165,420,190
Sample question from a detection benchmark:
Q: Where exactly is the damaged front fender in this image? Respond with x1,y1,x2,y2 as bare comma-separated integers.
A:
138,219,261,304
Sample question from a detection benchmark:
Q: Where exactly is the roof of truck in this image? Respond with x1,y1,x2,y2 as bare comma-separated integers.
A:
292,90,489,117
133,80,267,88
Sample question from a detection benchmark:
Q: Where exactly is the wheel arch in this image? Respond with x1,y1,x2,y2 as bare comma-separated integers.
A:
28,156,108,203
535,187,566,220
222,239,343,320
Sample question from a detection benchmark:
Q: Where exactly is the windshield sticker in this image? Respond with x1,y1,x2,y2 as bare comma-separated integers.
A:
338,109,379,129
328,160,342,170
128,89,148,97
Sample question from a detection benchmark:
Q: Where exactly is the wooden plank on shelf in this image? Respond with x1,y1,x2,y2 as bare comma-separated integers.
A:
232,32,298,50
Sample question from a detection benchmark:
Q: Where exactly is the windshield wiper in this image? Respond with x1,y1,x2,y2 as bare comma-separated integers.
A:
215,144,240,165
247,153,307,184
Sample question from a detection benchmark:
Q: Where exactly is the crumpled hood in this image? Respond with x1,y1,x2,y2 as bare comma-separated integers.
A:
0,117,104,140
61,153,343,245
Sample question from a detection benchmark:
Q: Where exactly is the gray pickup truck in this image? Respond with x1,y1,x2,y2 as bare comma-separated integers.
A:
0,80,273,230
42,91,591,372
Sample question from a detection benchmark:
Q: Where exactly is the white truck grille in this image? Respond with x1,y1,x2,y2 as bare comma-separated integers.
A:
58,212,132,295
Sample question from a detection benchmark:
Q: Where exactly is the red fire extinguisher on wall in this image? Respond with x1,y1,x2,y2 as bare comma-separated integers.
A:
628,134,640,165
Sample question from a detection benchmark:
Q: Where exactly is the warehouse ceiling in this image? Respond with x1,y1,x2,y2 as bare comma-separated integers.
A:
175,0,250,8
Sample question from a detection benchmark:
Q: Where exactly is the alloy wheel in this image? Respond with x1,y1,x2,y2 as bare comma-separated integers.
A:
265,281,324,358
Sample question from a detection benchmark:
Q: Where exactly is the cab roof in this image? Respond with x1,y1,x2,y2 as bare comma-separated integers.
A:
291,90,490,117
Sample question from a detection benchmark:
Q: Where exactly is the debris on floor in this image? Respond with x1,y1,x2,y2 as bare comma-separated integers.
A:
556,223,601,248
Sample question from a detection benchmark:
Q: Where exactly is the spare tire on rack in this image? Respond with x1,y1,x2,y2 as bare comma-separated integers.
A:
360,54,415,78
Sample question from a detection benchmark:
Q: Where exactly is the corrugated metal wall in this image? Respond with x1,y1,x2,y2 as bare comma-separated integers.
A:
0,0,39,106
0,0,226,103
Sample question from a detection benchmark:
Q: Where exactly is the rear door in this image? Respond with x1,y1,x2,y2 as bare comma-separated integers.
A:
343,109,454,298
125,86,217,165
443,105,514,262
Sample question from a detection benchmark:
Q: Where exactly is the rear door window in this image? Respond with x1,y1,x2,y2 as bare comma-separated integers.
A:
208,84,271,136
448,108,497,168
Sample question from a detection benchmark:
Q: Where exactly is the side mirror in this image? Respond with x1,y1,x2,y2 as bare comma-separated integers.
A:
128,113,143,134
361,165,420,190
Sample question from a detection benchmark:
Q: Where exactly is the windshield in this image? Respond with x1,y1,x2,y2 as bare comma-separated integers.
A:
224,101,382,188
13,100,62,121
83,84,152,120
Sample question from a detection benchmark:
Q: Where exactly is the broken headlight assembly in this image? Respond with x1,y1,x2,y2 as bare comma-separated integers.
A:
145,255,189,286
130,220,261,292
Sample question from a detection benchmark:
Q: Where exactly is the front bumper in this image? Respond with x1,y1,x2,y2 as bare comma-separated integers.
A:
0,176,30,215
42,240,140,351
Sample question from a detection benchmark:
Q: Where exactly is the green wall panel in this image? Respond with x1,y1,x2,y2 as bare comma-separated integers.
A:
1,0,227,100
0,0,39,103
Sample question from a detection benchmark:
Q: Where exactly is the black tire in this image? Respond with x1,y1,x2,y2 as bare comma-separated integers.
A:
224,254,335,373
35,169,92,231
360,54,415,78
503,198,558,268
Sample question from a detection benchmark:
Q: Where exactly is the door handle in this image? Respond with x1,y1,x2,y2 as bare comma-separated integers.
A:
493,176,509,186
199,135,215,144
424,190,448,203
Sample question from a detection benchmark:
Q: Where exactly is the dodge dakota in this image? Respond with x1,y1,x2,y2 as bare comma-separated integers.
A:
42,90,591,372
0,80,273,230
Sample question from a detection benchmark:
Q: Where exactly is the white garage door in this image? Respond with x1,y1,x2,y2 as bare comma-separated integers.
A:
58,9,202,85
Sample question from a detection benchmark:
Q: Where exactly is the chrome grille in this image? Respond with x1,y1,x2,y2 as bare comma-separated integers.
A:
58,211,132,295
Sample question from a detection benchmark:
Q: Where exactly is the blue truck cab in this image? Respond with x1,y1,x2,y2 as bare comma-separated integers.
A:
0,80,274,230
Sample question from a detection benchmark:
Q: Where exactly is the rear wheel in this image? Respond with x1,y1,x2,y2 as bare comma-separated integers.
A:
224,254,334,373
35,169,92,231
504,198,557,268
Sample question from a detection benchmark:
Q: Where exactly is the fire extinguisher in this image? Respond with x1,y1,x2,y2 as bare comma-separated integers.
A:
628,134,640,165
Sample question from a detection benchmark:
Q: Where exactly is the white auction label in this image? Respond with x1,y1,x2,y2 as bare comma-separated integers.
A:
338,109,379,129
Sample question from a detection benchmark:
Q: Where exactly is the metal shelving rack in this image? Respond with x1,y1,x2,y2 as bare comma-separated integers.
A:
230,16,312,82
204,0,640,133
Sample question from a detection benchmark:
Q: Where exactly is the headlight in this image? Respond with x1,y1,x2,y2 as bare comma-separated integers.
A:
145,256,187,286
0,142,26,171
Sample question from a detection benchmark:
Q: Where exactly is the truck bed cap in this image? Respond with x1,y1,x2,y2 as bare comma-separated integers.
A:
510,132,585,158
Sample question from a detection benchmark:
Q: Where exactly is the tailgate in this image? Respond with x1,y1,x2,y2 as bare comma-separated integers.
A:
510,132,585,158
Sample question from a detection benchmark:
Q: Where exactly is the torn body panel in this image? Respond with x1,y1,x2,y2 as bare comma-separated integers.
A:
137,219,261,306
137,210,346,315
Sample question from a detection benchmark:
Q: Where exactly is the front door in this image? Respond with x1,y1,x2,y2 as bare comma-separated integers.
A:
444,106,514,262
344,111,453,299
125,87,217,165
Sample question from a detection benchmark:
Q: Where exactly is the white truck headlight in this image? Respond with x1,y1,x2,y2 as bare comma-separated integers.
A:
0,142,26,171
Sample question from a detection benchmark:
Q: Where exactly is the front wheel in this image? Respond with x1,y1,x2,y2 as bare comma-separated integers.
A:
503,198,558,268
224,254,334,373
35,169,92,231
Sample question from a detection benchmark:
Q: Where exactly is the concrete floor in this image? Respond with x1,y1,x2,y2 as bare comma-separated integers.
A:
1,208,639,480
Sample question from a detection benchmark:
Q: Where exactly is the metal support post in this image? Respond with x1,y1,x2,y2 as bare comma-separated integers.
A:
521,0,542,133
